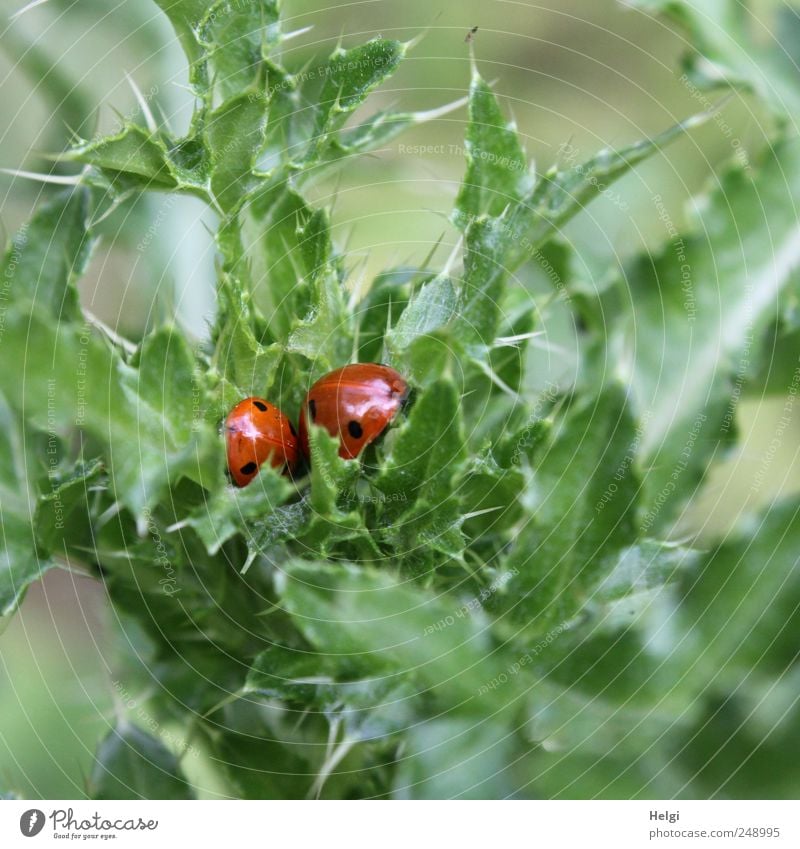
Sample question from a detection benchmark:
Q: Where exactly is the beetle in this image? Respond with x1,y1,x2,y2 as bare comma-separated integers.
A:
225,397,299,486
298,364,410,460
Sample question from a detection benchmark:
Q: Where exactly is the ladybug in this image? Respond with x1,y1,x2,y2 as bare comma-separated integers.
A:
224,397,299,486
299,363,410,460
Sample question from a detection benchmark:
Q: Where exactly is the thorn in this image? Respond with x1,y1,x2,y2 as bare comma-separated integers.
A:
89,188,136,227
0,167,83,185
154,103,174,135
419,232,445,272
412,94,469,124
125,72,158,133
469,38,479,81
241,546,258,574
463,505,504,520
84,310,137,354
283,24,314,42
96,500,123,529
347,254,370,313
473,358,523,402
441,233,464,277
402,29,428,53
493,331,545,346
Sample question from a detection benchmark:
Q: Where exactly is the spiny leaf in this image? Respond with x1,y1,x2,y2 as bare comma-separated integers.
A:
504,385,641,633
206,89,269,211
622,137,800,527
386,275,459,355
66,125,181,191
198,0,280,101
287,268,351,371
240,182,332,340
308,39,406,159
375,379,465,511
454,72,533,221
181,465,292,555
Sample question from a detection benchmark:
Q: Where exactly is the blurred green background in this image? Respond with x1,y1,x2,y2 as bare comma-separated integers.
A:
1,0,798,797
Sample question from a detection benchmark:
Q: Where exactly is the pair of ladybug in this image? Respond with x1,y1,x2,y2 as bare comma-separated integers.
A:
225,363,409,487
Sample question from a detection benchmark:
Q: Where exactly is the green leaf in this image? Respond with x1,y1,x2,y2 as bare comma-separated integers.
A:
454,72,532,221
89,721,195,800
586,539,700,630
198,0,280,101
460,450,525,546
206,91,268,211
375,379,465,510
211,273,284,396
275,561,527,797
356,267,417,362
113,326,218,515
287,268,351,371
241,183,333,340
630,0,800,118
676,497,800,685
307,426,359,516
203,702,311,799
394,716,524,800
1,188,93,321
320,98,470,171
520,112,710,254
35,458,105,554
245,644,336,704
0,309,216,521
372,381,466,571
504,386,641,633
66,125,180,191
276,561,512,710
677,688,800,799
451,111,709,347
386,275,459,355
748,290,800,395
308,39,406,159
0,395,52,624
456,215,513,347
624,138,800,526
181,464,292,555
152,0,218,65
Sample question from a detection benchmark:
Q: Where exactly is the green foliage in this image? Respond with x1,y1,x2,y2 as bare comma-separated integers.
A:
90,722,195,800
628,0,800,118
1,0,798,800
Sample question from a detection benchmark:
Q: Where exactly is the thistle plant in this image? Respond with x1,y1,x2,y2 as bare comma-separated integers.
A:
1,0,799,800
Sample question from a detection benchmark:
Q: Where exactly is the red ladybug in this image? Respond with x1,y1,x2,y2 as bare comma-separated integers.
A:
299,364,410,460
225,397,300,486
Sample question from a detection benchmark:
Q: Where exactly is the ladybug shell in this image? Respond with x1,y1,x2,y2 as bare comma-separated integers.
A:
299,364,409,460
225,397,299,487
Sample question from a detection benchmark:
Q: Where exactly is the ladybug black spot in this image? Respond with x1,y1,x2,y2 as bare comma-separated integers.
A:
348,420,364,439
309,399,317,421
288,420,297,438
253,400,267,412
239,462,258,475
